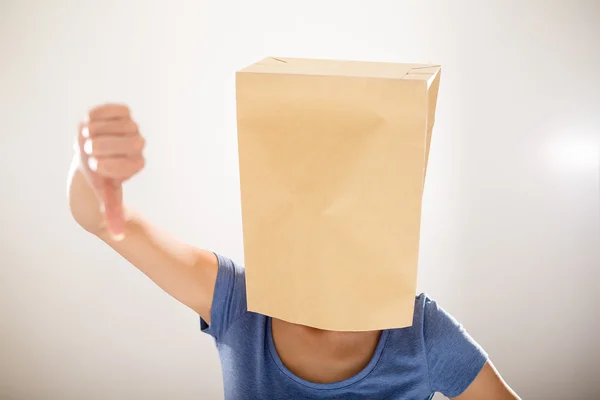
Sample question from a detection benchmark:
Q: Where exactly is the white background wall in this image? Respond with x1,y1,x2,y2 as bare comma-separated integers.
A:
1,0,599,399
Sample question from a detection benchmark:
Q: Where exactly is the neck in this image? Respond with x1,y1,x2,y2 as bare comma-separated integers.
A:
271,318,382,383
289,322,378,347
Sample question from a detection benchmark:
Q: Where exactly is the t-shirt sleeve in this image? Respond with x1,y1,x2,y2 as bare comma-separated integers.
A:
200,254,247,341
421,295,488,398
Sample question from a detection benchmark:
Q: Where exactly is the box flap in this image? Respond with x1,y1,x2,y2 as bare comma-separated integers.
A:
240,57,440,80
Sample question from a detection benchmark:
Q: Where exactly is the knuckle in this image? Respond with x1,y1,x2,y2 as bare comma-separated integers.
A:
131,158,145,174
88,103,131,121
87,104,106,118
132,136,145,152
120,159,143,181
118,104,131,114
128,120,139,133
138,137,146,151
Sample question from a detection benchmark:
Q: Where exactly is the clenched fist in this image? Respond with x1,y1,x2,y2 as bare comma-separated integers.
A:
74,104,145,239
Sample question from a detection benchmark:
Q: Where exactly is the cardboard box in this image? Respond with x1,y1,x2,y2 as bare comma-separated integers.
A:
236,57,441,331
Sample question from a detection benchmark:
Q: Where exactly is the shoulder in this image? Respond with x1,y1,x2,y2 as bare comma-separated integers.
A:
410,292,443,329
384,293,451,355
411,293,465,327
408,293,488,397
410,293,479,354
413,292,433,313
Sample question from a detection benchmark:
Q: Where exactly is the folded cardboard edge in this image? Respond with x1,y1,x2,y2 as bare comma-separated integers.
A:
423,67,441,181
238,57,441,80
402,65,442,83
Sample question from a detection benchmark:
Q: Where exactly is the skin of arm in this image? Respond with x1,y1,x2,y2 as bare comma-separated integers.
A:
68,104,218,322
453,361,521,400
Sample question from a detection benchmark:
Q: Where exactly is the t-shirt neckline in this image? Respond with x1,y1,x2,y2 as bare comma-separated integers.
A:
266,317,390,390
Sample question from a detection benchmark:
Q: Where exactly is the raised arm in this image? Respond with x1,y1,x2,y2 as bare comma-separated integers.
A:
68,104,218,321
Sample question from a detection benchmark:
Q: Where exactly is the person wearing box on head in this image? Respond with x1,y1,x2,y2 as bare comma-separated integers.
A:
68,57,520,400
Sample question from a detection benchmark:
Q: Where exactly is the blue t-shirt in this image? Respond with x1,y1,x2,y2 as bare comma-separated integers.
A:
201,255,487,400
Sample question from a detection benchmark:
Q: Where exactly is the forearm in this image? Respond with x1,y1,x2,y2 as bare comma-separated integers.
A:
69,162,218,320
95,210,218,318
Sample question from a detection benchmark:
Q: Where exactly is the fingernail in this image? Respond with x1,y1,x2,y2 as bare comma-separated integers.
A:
82,126,90,138
88,156,98,171
111,233,125,241
83,139,93,155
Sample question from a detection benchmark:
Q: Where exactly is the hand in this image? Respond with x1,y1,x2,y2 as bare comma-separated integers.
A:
76,104,145,240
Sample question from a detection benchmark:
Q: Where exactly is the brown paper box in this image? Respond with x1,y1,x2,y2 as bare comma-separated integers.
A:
236,57,441,331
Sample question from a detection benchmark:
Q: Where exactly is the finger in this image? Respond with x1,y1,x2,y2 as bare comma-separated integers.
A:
88,104,131,121
87,156,145,180
77,123,101,182
76,123,107,204
77,122,87,151
83,119,138,138
83,136,145,157
78,123,99,174
101,179,125,240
